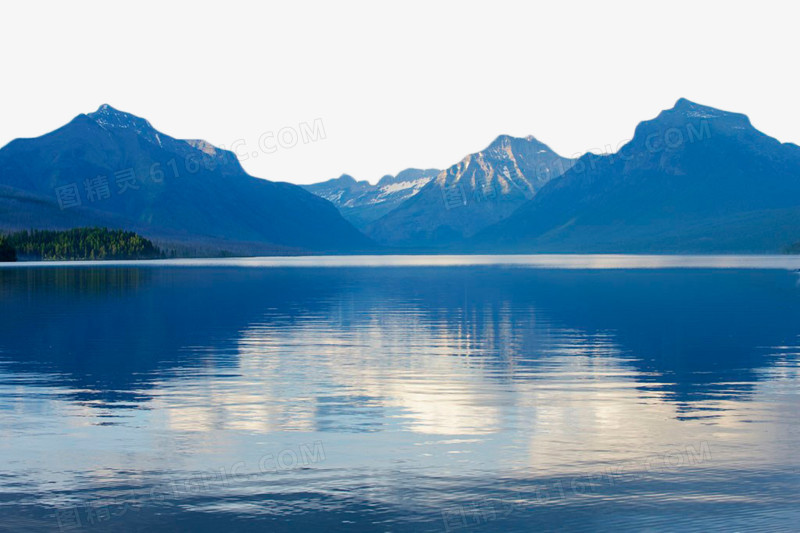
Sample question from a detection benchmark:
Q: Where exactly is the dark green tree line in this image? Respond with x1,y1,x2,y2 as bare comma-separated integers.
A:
0,236,16,262
1,228,164,261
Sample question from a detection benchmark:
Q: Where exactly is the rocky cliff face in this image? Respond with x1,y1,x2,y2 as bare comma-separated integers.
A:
364,135,574,247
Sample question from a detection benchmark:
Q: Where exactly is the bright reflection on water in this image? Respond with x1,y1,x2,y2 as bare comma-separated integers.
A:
1,256,799,532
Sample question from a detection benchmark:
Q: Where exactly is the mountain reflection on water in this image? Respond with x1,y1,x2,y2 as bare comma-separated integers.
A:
1,258,799,531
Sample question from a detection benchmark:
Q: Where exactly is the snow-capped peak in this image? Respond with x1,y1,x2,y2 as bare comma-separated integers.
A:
89,104,154,130
86,104,166,146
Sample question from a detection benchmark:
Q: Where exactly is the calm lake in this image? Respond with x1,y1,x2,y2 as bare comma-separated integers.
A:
1,255,799,532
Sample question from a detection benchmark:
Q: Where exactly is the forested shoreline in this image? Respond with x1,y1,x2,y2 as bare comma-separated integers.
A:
0,228,164,261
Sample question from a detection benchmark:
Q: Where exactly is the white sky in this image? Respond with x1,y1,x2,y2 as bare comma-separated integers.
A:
1,0,798,184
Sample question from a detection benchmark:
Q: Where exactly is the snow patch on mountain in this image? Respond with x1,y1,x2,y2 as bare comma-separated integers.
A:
186,139,218,156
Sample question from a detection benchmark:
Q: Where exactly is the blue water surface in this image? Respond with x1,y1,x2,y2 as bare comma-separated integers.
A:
1,256,799,532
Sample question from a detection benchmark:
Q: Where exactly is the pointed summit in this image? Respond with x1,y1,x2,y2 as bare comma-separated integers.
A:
82,104,171,147
89,104,148,122
86,103,158,137
673,97,698,109
659,98,752,124
336,174,358,184
488,134,513,148
626,98,756,150
668,98,727,118
94,103,120,114
486,133,550,154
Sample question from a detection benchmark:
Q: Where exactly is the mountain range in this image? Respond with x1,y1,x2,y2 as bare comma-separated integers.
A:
300,169,439,230
304,135,574,248
2,99,799,255
472,99,800,253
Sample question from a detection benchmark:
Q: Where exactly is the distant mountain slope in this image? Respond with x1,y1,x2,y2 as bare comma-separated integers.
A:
0,105,373,255
301,169,438,229
365,135,574,247
473,99,800,253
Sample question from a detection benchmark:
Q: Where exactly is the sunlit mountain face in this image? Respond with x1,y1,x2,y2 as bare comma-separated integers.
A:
365,135,575,248
301,169,440,230
302,135,575,249
1,261,800,530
